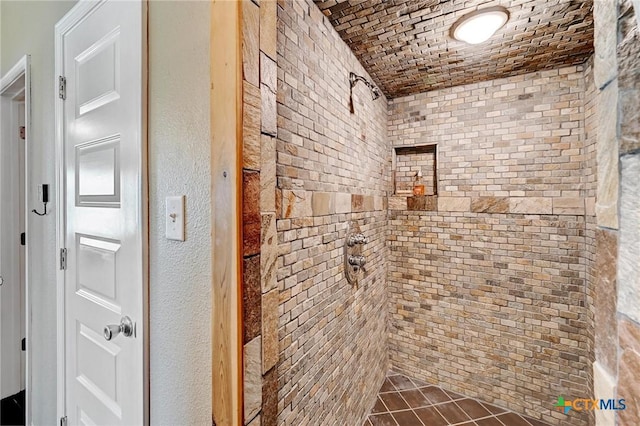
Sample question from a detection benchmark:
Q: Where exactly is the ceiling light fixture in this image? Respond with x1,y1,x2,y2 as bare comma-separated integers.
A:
451,6,509,45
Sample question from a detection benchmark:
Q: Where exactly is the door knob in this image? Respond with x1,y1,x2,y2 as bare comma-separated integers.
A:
104,316,134,341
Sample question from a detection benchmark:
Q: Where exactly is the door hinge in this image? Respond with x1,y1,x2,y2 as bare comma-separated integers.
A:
19,126,25,140
60,416,67,426
58,76,66,100
60,248,67,270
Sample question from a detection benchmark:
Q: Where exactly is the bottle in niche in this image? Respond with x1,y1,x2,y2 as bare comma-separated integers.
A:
413,170,425,195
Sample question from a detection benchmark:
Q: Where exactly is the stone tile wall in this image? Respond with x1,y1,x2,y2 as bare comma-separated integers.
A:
389,65,588,201
275,1,389,425
263,2,640,426
387,211,591,426
615,2,640,425
582,58,597,426
240,0,279,424
387,67,596,426
591,1,640,425
394,146,437,195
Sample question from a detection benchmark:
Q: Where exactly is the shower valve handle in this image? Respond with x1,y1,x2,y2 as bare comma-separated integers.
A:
348,255,366,267
347,234,368,246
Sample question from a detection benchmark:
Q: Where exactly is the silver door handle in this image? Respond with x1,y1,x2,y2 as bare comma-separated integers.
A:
104,316,134,341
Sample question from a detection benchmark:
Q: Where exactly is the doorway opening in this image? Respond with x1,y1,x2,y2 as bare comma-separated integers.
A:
0,55,30,426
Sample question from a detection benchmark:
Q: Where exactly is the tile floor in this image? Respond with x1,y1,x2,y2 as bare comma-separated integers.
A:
364,371,550,426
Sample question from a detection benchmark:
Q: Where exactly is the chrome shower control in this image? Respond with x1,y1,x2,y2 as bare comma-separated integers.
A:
104,316,134,341
348,255,366,267
347,234,369,246
344,222,368,285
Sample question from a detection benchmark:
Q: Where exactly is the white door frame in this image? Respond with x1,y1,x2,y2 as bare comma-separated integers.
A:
54,0,149,422
0,54,31,425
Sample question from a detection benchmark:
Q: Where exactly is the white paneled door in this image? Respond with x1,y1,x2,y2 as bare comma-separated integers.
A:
56,1,147,424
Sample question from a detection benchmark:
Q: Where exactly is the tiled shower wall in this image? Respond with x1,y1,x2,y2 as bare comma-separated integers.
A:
275,1,389,424
387,66,595,426
582,58,597,426
592,1,640,425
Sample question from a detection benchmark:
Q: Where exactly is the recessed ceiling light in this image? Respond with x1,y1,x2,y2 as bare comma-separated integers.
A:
451,7,509,45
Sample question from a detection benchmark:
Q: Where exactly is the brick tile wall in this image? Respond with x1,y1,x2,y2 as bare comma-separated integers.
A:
387,67,596,426
276,1,389,424
388,211,591,426
389,66,587,199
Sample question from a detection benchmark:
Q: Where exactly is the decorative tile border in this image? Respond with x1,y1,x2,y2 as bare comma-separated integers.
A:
277,189,387,218
389,195,594,216
240,1,278,425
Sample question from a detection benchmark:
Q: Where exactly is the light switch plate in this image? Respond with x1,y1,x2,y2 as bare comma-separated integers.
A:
166,196,185,241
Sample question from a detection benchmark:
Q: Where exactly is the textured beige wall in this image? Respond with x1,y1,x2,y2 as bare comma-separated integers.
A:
148,1,212,424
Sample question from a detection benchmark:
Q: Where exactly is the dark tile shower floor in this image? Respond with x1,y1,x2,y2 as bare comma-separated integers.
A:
364,371,550,426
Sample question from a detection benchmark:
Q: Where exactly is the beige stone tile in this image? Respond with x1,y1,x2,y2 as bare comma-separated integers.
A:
437,197,470,212
374,196,384,211
407,196,437,211
243,170,261,256
471,197,509,213
312,192,335,216
620,318,640,354
335,193,352,214
244,336,262,422
388,196,407,210
618,154,640,323
620,88,640,154
242,0,260,87
260,135,276,212
243,83,261,171
618,345,640,425
262,367,278,426
594,229,618,374
243,255,261,344
259,0,277,60
585,197,596,217
260,53,277,137
262,289,279,373
596,82,619,229
363,195,374,212
509,197,552,214
594,361,616,426
260,213,277,293
352,194,364,212
552,197,585,215
593,0,618,89
281,189,312,219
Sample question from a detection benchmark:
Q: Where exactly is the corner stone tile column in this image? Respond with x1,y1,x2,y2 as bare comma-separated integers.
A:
618,155,640,325
616,3,640,425
594,229,618,375
241,1,279,425
594,0,620,230
618,318,640,425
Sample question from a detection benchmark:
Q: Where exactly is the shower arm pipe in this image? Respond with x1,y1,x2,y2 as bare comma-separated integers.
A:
349,72,380,100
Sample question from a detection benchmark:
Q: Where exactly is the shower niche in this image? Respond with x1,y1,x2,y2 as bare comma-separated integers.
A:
392,144,438,196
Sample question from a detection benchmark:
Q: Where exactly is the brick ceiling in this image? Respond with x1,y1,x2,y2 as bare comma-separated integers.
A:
312,0,594,98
